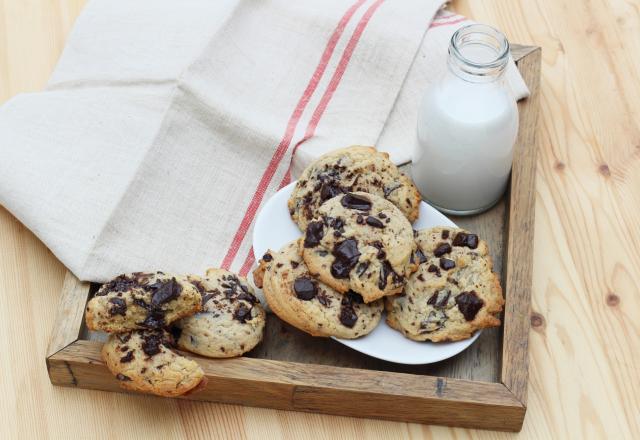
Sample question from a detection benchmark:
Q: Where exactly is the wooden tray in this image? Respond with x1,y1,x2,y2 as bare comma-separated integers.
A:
46,44,540,432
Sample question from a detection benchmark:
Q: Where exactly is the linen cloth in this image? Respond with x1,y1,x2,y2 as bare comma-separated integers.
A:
0,1,529,282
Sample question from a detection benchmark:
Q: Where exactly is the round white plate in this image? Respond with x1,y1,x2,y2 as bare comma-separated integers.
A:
252,182,481,365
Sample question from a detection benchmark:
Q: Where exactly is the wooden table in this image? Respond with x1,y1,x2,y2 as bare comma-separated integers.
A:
1,1,638,438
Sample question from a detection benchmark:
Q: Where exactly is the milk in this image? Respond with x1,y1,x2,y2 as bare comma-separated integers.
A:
412,25,518,215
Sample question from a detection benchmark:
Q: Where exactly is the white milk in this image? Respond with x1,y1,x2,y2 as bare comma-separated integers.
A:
412,25,518,215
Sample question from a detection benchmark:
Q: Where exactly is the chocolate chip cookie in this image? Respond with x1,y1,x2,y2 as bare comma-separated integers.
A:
175,270,266,358
254,239,383,339
301,192,417,303
102,329,206,397
85,272,201,333
385,227,504,342
288,146,421,231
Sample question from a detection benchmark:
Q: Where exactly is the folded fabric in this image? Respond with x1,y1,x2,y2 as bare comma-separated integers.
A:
0,0,528,282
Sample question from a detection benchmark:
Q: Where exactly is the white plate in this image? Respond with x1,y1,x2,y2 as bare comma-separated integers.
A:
252,182,481,365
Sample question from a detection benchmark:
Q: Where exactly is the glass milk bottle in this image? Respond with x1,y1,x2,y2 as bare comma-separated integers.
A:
413,24,518,215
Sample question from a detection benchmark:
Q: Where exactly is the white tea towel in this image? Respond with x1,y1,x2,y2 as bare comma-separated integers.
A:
0,1,528,282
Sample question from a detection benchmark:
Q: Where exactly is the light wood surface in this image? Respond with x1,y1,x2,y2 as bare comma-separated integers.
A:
0,0,638,439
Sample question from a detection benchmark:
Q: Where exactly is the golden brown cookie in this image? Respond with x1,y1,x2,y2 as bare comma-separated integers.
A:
385,227,504,342
288,146,420,230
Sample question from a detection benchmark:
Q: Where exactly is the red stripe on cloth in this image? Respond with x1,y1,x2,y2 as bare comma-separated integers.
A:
239,248,255,277
429,16,468,28
220,0,367,270
277,0,386,190
239,0,387,274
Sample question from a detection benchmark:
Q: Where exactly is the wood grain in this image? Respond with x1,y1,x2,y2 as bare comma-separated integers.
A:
501,46,541,405
1,0,639,438
46,272,92,358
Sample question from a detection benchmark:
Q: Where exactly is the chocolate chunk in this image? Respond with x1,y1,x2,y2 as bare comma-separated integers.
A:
262,253,273,262
202,293,215,305
237,292,258,304
342,290,364,304
116,373,132,381
339,306,358,328
439,258,456,271
378,213,387,219
291,261,299,268
233,304,252,323
332,217,345,231
427,290,450,308
320,182,343,202
365,216,384,228
417,274,425,282
190,279,206,295
427,264,442,277
433,243,452,257
293,277,317,301
355,261,370,277
150,278,182,306
341,193,371,211
452,232,479,249
108,297,127,316
419,310,447,332
378,261,393,290
356,215,364,224
415,248,428,264
466,234,479,249
140,310,165,329
331,239,361,278
133,298,150,310
100,274,139,295
142,333,163,357
304,221,324,248
317,292,331,307
371,241,386,259
455,291,484,321
120,351,134,363
441,230,450,239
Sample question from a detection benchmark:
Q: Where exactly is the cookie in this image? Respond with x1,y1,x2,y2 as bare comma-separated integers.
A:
385,227,504,342
102,329,206,397
288,146,421,231
301,192,417,302
175,270,266,358
85,272,201,333
255,239,383,339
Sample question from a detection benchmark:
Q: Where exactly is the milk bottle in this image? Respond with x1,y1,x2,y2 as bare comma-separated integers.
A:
413,24,518,215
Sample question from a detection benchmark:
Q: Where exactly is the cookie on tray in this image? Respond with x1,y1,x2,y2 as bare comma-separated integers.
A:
102,329,206,397
85,272,201,333
301,192,416,303
385,227,504,342
288,146,421,231
175,270,266,358
254,239,383,339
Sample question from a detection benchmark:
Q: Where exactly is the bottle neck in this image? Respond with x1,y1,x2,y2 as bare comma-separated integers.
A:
447,24,510,84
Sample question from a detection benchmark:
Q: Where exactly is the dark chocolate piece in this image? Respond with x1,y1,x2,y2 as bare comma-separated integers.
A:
304,221,324,248
293,277,317,301
433,242,452,257
365,216,384,228
455,291,484,321
439,258,456,271
108,297,127,316
341,193,372,211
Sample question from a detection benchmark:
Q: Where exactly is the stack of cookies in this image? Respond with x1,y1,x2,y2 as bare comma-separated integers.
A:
254,146,504,342
85,269,265,396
